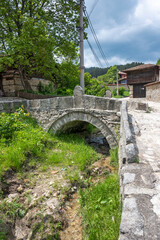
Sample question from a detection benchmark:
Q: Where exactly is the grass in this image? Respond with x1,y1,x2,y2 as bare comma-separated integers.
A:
0,108,121,239
80,147,121,240
109,147,119,168
112,90,130,98
0,108,100,178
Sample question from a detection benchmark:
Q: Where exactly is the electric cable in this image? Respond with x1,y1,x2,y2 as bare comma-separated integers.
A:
86,39,103,67
89,0,100,16
83,3,109,67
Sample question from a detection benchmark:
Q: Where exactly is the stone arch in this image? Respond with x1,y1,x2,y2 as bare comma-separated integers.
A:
49,111,117,149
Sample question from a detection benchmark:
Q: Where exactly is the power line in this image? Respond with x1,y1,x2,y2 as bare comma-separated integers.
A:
83,4,109,67
86,39,103,67
89,0,100,16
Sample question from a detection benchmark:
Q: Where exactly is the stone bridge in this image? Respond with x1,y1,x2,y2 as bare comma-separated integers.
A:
0,86,147,150
0,86,123,148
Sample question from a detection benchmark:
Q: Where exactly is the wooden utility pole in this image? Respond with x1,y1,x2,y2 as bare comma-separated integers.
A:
117,71,119,96
80,0,85,92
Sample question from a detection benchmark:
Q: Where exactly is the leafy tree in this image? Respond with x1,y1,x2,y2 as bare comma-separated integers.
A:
156,58,160,65
97,65,118,84
84,72,109,97
0,0,82,89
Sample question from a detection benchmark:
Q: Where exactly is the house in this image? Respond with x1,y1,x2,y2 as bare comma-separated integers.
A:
118,71,127,84
123,64,160,98
105,71,128,91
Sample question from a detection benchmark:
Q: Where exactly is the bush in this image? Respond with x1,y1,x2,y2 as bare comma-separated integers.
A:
119,87,125,96
0,107,52,176
0,106,30,141
37,81,55,95
112,87,127,97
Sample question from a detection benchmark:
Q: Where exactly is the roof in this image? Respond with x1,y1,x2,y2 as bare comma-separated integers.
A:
145,81,160,87
123,64,156,72
118,77,127,82
118,71,127,75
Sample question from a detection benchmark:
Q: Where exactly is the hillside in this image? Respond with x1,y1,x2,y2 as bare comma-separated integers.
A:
85,62,143,78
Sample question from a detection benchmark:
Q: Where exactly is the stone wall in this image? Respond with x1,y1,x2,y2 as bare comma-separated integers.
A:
28,78,51,92
106,84,129,91
119,101,146,239
145,81,160,102
119,101,138,165
129,85,133,98
2,70,24,96
2,69,51,96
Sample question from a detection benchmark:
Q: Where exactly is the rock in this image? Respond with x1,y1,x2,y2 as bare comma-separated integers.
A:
106,90,112,98
8,193,19,199
46,197,60,213
15,219,30,240
120,198,144,237
17,185,23,193
125,143,137,163
123,173,135,185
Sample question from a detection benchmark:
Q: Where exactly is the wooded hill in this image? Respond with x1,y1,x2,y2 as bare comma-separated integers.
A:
85,62,143,78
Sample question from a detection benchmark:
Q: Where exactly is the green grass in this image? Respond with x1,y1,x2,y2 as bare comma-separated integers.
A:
0,108,121,239
80,175,121,240
80,147,121,240
109,147,119,168
112,90,129,98
0,108,100,178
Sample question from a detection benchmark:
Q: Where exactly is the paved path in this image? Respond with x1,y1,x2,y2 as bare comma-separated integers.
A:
119,101,160,240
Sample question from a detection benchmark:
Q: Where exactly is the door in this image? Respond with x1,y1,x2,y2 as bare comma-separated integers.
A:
133,84,146,98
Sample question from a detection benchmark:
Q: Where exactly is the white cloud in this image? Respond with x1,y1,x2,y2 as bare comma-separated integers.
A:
84,49,103,67
95,0,160,43
107,56,129,66
84,49,132,67
135,0,160,24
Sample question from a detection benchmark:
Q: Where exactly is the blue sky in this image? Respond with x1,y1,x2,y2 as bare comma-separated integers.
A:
84,0,160,67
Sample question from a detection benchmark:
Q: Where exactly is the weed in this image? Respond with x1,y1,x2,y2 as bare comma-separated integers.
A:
80,174,121,240
0,199,26,221
109,147,119,168
146,106,153,113
114,125,120,141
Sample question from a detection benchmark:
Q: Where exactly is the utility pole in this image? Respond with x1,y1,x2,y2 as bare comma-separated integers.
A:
117,70,119,96
80,0,85,92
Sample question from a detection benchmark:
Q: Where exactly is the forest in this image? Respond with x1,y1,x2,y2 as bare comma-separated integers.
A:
85,62,143,78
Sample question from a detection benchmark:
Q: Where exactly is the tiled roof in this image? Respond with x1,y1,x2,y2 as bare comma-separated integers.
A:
123,64,156,72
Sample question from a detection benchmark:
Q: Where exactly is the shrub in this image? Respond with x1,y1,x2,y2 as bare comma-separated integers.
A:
119,87,125,96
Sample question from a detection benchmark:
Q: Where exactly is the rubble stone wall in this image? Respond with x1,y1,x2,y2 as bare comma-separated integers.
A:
146,81,160,102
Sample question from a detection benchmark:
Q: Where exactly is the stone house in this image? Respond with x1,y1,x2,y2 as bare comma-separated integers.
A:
145,81,160,102
123,64,160,98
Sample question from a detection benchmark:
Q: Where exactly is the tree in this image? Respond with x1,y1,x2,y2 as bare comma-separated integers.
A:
84,72,109,97
0,0,82,88
97,65,118,84
156,58,160,65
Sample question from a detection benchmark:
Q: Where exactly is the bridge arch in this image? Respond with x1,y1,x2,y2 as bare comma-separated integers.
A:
49,111,117,149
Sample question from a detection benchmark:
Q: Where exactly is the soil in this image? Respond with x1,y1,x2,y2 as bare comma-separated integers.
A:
0,134,111,240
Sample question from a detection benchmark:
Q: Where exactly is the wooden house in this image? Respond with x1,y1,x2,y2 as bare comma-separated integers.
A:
123,64,160,98
105,71,128,91
118,71,127,84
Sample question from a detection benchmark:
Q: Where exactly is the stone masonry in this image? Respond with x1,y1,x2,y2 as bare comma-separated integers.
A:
0,86,123,148
119,100,160,240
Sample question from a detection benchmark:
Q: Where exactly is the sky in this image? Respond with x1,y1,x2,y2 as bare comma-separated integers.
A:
84,0,160,68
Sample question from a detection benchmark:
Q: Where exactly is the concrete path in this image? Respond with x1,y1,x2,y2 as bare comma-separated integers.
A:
119,101,160,240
